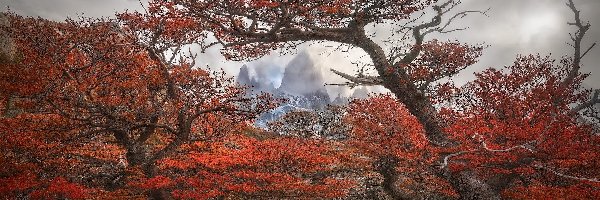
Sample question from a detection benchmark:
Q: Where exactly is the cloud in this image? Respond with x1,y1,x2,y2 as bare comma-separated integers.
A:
439,0,600,87
1,0,144,20
3,0,599,91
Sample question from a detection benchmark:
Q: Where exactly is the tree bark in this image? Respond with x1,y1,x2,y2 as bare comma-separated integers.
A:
355,35,448,146
444,170,501,200
374,155,412,200
143,163,170,200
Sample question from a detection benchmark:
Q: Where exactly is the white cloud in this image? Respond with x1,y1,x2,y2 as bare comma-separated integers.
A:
3,0,599,90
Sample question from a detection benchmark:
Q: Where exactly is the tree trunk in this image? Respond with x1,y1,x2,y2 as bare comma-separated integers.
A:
380,75,448,145
358,37,501,200
444,170,501,200
357,37,448,145
143,163,170,200
122,139,169,200
374,155,412,200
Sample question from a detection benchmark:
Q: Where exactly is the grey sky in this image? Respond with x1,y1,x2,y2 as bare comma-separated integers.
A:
1,0,598,97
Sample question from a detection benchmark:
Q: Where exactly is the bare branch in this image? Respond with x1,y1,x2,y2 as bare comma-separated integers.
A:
395,0,486,67
439,151,469,169
424,8,490,35
535,164,600,183
581,42,597,59
562,0,594,88
571,89,600,113
328,68,383,87
396,2,445,65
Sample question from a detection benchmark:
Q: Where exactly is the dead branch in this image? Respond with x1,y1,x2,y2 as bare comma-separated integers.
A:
327,68,383,88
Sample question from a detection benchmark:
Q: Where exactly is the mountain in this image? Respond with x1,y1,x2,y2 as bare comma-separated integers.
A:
332,94,351,105
237,65,265,95
237,51,376,128
241,51,331,127
350,86,370,99
236,65,253,86
277,51,327,96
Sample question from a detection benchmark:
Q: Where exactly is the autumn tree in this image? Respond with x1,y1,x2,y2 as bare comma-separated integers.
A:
441,54,600,199
345,95,456,199
169,0,487,198
0,1,362,198
171,0,599,198
437,0,600,194
173,0,485,144
0,2,349,200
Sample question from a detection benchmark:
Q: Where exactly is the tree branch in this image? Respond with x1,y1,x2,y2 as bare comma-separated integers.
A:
535,164,600,183
439,151,469,169
473,133,536,153
571,89,600,113
327,68,383,87
562,0,595,88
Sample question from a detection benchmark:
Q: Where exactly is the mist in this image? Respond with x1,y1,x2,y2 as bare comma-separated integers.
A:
2,0,599,96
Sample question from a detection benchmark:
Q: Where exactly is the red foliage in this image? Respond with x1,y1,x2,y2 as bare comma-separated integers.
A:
2,0,599,199
346,95,455,197
442,55,600,197
0,6,278,199
155,134,354,199
408,40,483,87
346,95,429,158
503,182,600,200
29,177,89,200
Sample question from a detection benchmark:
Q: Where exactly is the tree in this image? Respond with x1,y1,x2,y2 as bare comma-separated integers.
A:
435,2,600,198
169,0,488,198
172,0,598,198
0,1,359,198
173,0,484,144
345,95,455,199
1,2,346,199
440,55,600,198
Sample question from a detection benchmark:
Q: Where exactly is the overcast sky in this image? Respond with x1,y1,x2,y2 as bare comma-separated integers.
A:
1,0,598,97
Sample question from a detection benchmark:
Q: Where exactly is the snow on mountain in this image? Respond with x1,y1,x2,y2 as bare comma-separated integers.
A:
236,51,335,127
277,51,327,96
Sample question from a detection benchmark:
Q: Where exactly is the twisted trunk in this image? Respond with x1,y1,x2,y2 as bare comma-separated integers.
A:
357,36,501,200
375,155,412,200
445,170,501,200
356,35,447,145
143,163,170,200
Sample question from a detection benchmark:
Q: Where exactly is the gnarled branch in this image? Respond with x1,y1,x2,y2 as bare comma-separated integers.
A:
562,0,596,88
571,89,600,113
327,68,383,88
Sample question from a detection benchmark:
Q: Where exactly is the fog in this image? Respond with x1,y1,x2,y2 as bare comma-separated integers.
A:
2,0,598,97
